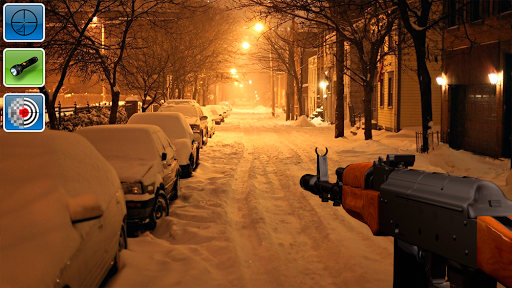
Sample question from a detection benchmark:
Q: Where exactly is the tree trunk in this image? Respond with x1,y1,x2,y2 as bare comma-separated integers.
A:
414,34,433,153
202,77,209,106
294,74,303,116
286,41,295,120
192,75,199,102
335,33,345,138
109,88,120,124
363,83,374,140
39,86,57,129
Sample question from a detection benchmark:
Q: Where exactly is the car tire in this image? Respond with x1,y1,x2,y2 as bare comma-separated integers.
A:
115,224,127,269
170,176,179,201
201,131,207,147
181,154,194,178
146,194,168,230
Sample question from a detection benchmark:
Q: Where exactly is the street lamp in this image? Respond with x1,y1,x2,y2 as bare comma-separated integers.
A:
242,42,250,49
255,23,264,32
92,17,106,101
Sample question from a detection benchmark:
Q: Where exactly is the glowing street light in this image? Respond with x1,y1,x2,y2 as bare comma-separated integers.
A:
242,42,250,49
319,81,328,88
255,23,264,32
231,69,237,74
249,80,252,84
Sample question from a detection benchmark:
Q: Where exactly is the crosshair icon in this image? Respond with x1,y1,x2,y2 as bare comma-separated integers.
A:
11,9,38,36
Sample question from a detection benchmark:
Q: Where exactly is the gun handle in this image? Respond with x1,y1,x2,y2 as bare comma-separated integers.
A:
342,186,381,235
477,216,512,287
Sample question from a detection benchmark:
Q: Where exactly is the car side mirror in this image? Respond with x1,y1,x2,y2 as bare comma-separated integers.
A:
68,194,104,223
200,115,208,121
161,152,167,161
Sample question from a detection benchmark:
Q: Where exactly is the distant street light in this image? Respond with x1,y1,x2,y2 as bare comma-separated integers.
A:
231,68,237,74
242,42,250,49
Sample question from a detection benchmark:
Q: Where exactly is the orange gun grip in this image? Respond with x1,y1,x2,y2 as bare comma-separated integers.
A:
477,216,512,287
342,185,380,235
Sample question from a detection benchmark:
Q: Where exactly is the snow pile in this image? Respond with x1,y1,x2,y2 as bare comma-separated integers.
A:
232,105,272,114
0,130,122,287
291,115,316,127
50,106,128,132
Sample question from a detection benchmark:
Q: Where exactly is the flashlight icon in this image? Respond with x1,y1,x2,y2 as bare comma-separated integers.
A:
10,57,38,76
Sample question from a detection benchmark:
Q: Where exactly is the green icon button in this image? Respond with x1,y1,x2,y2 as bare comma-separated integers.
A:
3,48,45,87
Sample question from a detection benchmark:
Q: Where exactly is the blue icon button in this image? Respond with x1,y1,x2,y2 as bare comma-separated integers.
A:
3,94,45,132
3,4,45,42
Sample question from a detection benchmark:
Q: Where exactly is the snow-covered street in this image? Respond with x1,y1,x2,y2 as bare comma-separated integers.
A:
106,106,511,288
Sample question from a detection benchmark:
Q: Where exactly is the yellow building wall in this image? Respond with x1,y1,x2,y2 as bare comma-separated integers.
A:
377,51,398,130
399,38,442,130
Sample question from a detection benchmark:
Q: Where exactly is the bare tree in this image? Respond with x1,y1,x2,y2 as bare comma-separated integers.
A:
394,0,445,152
41,0,116,129
119,22,172,111
238,0,398,140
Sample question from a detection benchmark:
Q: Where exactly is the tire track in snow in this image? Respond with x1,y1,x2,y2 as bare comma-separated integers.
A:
226,134,290,288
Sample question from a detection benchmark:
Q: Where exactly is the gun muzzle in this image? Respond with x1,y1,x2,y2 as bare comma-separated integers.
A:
300,174,318,195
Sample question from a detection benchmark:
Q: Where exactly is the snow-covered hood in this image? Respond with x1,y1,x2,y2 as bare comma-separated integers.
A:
184,116,200,125
107,159,161,185
172,139,193,165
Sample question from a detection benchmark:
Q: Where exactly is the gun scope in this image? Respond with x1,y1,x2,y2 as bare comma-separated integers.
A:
10,57,38,77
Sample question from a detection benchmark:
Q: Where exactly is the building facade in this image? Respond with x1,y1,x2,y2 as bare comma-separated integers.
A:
442,0,512,158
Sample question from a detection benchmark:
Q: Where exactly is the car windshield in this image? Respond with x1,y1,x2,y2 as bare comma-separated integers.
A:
159,105,198,118
78,127,159,162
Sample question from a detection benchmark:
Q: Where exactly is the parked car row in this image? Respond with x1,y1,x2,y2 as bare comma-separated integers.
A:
0,100,233,288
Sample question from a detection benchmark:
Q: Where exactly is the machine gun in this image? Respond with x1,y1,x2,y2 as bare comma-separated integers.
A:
300,148,512,288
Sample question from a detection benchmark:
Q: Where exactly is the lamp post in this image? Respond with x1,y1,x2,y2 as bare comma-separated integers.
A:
93,17,106,102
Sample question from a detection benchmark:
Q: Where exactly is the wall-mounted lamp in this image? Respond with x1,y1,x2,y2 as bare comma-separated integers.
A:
319,81,328,88
436,76,446,86
489,72,498,85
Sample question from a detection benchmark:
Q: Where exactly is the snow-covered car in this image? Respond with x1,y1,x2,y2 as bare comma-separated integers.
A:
76,124,180,230
219,101,233,112
165,99,198,105
217,104,230,118
0,130,127,288
214,104,228,121
201,106,216,138
158,102,209,148
128,112,200,178
207,105,223,125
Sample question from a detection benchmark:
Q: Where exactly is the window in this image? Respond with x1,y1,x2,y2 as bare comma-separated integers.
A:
467,0,482,22
380,78,384,107
497,0,512,14
387,33,395,52
387,71,394,108
446,0,463,27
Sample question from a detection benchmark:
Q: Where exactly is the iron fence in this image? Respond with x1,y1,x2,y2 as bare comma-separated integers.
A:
0,101,119,127
416,131,442,153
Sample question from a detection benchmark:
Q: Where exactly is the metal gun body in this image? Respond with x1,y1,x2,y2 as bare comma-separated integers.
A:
300,151,512,288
